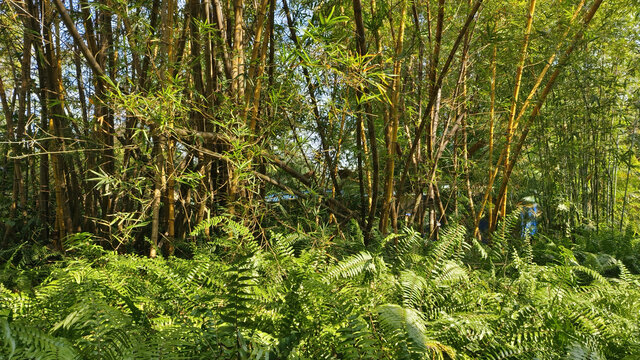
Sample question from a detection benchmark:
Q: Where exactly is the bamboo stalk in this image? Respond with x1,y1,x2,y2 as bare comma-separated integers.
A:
380,0,407,233
496,0,537,226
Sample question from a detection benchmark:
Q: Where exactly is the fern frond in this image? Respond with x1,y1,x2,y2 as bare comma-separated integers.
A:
566,341,605,360
384,227,423,268
1,318,80,360
485,345,524,360
399,270,429,309
190,215,224,237
490,207,522,252
325,251,376,282
471,237,488,260
570,265,611,287
434,261,469,286
376,304,428,354
376,304,454,359
336,314,379,359
426,225,466,276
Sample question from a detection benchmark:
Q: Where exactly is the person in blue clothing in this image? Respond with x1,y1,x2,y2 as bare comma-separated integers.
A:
520,196,540,238
478,216,490,243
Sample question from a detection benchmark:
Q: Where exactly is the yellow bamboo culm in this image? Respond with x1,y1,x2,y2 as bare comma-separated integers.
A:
496,0,536,227
380,0,407,233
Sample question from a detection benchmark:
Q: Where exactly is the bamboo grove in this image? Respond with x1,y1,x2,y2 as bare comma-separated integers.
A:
0,0,639,255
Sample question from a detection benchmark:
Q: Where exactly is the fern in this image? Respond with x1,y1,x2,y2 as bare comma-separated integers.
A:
213,256,261,358
566,342,604,360
433,261,469,286
190,215,225,237
490,208,522,262
1,318,80,360
426,224,466,276
335,314,379,359
325,251,377,282
384,227,422,268
399,270,429,309
2,224,639,359
376,304,455,359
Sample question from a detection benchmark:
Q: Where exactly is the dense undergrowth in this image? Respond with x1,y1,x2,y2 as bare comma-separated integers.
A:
1,214,640,359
